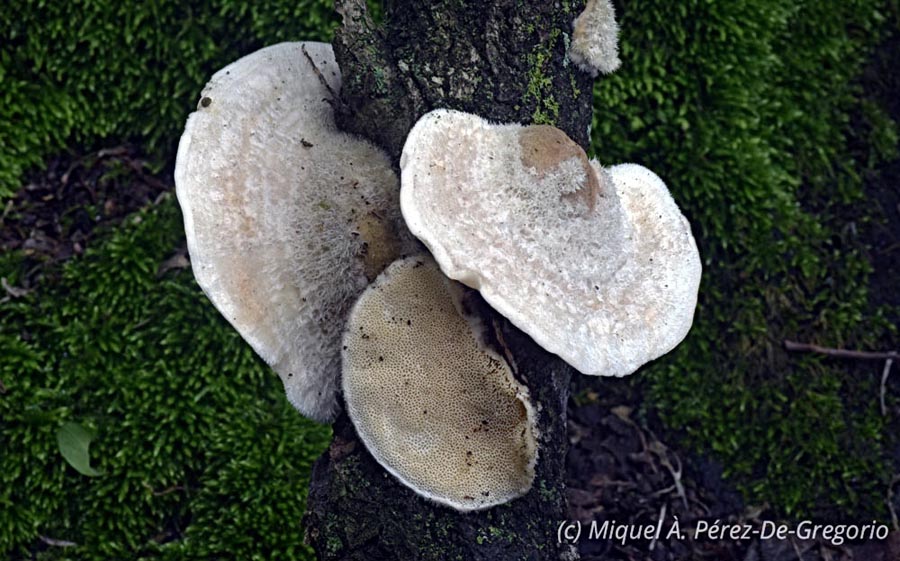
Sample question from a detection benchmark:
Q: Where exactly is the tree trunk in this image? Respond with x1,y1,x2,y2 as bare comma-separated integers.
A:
304,1,594,559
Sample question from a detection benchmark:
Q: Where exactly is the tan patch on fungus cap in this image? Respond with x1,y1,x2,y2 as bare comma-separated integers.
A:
174,42,414,422
342,255,538,511
519,125,600,212
400,109,701,377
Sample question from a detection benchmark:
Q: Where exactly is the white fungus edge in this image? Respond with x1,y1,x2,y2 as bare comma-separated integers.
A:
569,0,622,77
400,110,702,378
175,42,410,423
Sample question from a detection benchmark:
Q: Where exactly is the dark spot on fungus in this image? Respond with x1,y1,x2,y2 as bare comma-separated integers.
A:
200,97,212,108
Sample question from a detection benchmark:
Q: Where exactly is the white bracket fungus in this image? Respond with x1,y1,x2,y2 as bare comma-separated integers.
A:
342,255,538,512
400,109,701,378
569,0,621,76
175,42,413,422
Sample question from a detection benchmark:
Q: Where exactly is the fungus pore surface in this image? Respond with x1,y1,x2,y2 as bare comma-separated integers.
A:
175,42,412,422
569,0,621,76
400,110,701,377
342,255,538,512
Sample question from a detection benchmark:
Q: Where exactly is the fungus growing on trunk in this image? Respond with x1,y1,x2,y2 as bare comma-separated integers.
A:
174,42,412,422
342,255,538,512
569,0,621,76
400,109,701,377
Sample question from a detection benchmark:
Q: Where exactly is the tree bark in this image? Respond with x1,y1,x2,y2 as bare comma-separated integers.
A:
304,1,594,559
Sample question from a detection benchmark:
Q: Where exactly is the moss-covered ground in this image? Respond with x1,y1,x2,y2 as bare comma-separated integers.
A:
1,0,898,557
0,0,338,200
592,0,899,519
1,198,332,559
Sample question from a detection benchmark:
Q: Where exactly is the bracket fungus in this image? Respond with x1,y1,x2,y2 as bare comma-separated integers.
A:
569,0,621,76
400,109,701,378
174,42,412,422
342,255,538,512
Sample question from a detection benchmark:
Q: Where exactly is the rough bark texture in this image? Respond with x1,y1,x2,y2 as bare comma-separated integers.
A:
330,0,594,164
304,1,595,559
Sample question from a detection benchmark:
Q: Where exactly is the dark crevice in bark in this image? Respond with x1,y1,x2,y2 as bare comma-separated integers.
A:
305,1,596,559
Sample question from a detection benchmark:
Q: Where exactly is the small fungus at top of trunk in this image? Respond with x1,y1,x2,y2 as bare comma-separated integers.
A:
569,0,622,76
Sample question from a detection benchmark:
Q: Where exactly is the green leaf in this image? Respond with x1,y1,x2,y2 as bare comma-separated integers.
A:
57,421,103,477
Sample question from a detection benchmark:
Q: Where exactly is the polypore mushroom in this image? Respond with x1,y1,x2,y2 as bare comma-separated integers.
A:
400,109,701,377
175,42,413,422
342,255,538,511
569,0,621,76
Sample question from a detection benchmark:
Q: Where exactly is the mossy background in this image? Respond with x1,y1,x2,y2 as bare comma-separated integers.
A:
1,0,898,558
592,0,899,518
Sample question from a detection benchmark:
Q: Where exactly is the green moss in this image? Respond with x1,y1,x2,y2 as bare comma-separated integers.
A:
0,0,338,200
1,0,897,549
373,67,389,95
0,196,331,558
536,479,559,503
591,0,897,518
325,535,343,555
334,454,373,499
522,28,562,125
473,524,515,546
488,525,516,542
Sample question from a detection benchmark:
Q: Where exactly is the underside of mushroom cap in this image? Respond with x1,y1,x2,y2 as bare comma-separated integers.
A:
400,109,701,377
175,42,413,422
342,255,538,512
